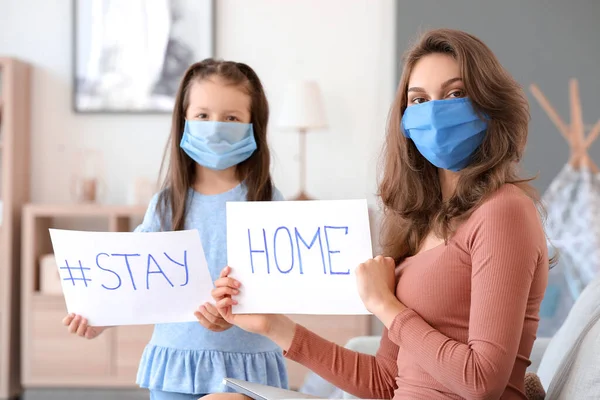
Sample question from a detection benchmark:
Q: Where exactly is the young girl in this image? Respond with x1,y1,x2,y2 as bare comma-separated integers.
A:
211,29,549,400
62,59,288,399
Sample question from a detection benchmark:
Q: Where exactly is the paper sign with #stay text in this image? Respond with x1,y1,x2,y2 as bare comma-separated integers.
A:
226,199,373,315
49,229,214,326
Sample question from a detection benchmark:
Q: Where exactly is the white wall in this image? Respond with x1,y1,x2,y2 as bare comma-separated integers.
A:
0,0,396,206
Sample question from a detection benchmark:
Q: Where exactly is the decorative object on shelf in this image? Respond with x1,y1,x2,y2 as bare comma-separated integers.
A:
39,254,62,295
73,0,215,114
276,80,328,201
529,78,600,337
71,149,105,203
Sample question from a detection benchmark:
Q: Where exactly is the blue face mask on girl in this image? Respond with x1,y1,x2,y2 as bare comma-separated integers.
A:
401,97,488,172
180,120,257,170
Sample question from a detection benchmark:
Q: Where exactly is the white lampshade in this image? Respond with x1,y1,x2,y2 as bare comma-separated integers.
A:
276,80,328,131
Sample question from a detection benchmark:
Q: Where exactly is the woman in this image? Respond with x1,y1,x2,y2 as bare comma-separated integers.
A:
210,28,549,400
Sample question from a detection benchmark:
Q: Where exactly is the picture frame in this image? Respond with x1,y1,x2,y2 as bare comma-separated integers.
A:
72,0,215,114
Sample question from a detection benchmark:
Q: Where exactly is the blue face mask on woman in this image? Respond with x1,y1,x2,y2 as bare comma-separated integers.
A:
401,97,488,172
180,120,257,170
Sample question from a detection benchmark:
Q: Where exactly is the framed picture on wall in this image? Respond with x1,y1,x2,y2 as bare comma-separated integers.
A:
73,0,215,114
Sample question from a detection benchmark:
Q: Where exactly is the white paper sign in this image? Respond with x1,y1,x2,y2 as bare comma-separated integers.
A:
48,229,214,326
226,199,373,315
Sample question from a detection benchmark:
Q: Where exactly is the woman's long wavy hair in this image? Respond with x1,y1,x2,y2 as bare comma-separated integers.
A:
379,28,542,263
156,59,273,231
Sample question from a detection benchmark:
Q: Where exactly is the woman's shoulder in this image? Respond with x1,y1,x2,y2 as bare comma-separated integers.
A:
476,184,538,215
479,183,537,211
463,184,545,239
459,184,548,272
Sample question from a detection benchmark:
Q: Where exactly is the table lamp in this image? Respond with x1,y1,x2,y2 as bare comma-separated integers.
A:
276,80,328,200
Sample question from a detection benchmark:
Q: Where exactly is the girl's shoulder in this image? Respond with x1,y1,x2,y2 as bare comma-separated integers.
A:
241,182,285,201
135,189,173,232
272,186,285,201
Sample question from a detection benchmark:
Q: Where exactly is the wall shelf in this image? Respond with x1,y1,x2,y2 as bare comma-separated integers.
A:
20,204,152,388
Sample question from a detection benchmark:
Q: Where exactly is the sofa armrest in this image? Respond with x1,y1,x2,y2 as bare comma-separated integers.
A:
344,336,381,356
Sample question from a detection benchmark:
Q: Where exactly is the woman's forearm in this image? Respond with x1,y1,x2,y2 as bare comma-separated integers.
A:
262,296,406,350
282,323,398,399
373,296,407,329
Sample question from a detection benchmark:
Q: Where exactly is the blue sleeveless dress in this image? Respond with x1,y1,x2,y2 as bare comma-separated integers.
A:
134,184,288,395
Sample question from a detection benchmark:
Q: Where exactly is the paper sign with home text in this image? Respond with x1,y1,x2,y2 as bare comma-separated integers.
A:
49,229,214,326
226,199,373,315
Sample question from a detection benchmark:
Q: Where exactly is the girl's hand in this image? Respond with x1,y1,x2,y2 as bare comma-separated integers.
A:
211,266,274,336
194,302,233,332
356,255,398,314
62,314,106,339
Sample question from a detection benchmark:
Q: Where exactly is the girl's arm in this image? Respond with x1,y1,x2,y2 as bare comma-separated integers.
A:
134,193,162,233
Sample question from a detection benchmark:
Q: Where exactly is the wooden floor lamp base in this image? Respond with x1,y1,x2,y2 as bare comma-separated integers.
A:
294,129,315,201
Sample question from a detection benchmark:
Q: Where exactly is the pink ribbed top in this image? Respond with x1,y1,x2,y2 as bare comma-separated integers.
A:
285,185,549,399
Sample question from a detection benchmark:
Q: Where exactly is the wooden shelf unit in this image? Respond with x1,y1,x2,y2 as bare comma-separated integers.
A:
0,57,31,399
20,204,152,388
20,204,373,390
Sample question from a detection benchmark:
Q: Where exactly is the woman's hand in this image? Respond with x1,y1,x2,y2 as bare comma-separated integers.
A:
356,255,399,315
212,266,296,350
194,302,233,332
62,314,107,339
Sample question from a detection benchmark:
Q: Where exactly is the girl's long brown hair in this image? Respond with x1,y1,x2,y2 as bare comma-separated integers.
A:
156,59,273,231
379,28,540,263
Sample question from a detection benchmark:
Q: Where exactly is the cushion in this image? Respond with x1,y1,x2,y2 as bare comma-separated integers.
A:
537,275,600,398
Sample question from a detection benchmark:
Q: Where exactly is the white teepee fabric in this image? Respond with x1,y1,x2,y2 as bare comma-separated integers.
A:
543,165,600,298
530,79,600,336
